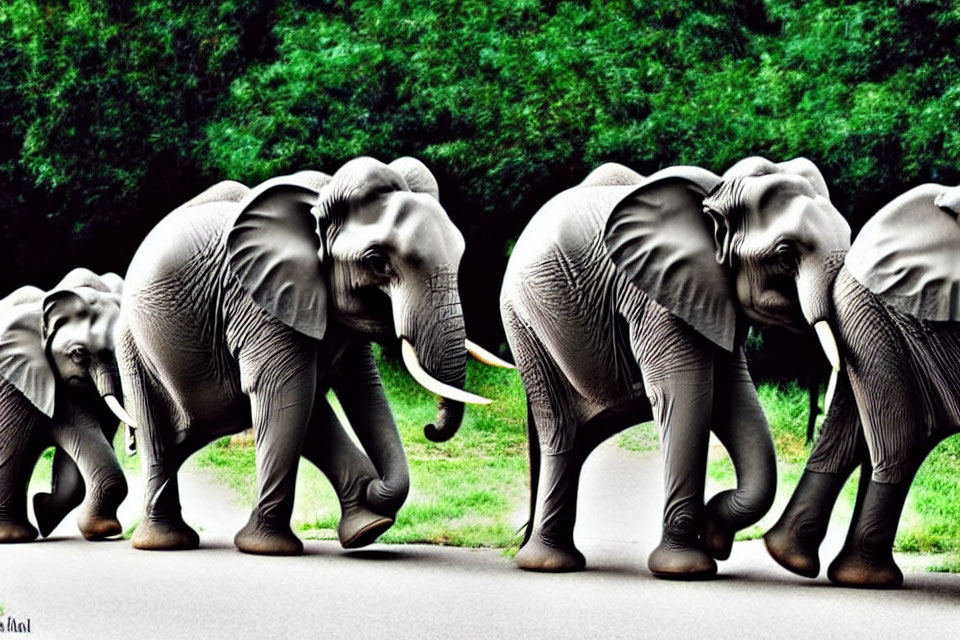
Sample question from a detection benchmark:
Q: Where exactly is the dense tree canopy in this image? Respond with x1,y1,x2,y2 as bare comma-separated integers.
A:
1,0,958,347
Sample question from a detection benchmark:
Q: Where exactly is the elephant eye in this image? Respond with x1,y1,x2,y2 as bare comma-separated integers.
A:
362,246,394,278
67,346,91,365
774,241,799,265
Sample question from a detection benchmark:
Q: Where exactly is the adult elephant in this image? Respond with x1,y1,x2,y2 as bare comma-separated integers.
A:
119,157,503,555
500,157,852,577
765,182,960,588
0,268,133,543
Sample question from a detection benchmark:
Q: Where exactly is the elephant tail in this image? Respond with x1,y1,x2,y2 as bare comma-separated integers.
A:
521,399,540,547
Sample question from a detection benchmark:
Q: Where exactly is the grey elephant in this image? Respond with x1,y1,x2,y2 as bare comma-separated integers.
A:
765,182,960,588
0,268,134,543
500,157,851,577
118,157,504,555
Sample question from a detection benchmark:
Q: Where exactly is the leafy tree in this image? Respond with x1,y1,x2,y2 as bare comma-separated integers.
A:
1,0,958,347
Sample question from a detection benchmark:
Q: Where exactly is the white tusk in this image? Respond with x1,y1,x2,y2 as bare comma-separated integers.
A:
814,321,842,415
465,339,516,369
814,321,841,371
824,367,839,416
104,394,138,429
401,339,492,405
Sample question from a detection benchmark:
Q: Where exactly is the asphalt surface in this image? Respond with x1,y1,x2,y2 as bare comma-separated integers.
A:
2,442,958,639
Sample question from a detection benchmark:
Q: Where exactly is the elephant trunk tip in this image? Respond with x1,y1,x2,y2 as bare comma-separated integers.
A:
423,397,466,443
423,422,448,442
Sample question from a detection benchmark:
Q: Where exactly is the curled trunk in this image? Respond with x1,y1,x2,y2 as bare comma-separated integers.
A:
394,272,469,443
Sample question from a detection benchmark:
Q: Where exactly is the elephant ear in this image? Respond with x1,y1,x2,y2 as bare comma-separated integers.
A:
0,299,55,417
604,166,737,351
226,176,327,340
846,183,960,321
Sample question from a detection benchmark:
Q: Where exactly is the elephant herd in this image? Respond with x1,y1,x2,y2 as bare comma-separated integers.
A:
1,155,958,591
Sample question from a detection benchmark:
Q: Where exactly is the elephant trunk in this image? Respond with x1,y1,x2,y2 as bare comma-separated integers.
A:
91,361,137,453
394,272,472,443
91,362,121,400
363,427,410,515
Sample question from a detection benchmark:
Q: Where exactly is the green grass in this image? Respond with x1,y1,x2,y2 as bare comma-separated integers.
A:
617,422,660,453
894,436,960,554
708,382,960,569
194,347,529,548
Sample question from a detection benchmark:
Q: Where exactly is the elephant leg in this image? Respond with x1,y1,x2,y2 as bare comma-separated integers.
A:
33,448,86,537
827,453,924,589
47,415,127,540
133,467,198,550
516,444,587,572
515,404,642,573
302,398,394,549
643,364,716,578
507,311,588,573
0,434,42,543
765,372,865,577
0,383,41,543
234,365,315,556
701,348,776,560
628,308,717,578
123,348,199,551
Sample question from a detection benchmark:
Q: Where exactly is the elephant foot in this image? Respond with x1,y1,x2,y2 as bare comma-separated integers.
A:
827,548,903,589
700,514,735,561
647,541,717,580
763,522,821,578
234,512,303,556
0,520,38,544
131,517,200,551
515,534,586,572
78,514,123,541
338,505,394,549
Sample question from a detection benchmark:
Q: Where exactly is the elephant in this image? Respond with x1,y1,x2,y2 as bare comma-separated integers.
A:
0,268,134,543
118,156,505,555
764,181,960,588
500,157,852,577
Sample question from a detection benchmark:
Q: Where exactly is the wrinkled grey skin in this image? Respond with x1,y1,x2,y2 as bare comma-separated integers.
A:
119,157,470,555
500,159,851,577
0,269,127,543
765,182,960,589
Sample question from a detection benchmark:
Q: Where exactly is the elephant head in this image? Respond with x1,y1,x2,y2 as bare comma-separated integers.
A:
0,268,133,426
604,157,851,386
227,157,499,443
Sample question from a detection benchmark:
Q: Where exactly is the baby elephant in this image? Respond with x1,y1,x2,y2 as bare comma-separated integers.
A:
0,268,134,542
765,182,960,588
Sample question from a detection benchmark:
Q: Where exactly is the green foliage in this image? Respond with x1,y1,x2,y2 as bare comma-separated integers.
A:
3,1,959,340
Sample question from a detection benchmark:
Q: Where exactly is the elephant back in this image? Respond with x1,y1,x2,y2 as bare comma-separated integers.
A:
579,163,645,187
505,183,639,298
176,180,251,212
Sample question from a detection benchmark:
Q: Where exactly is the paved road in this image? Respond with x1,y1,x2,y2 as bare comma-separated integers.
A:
2,443,958,639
